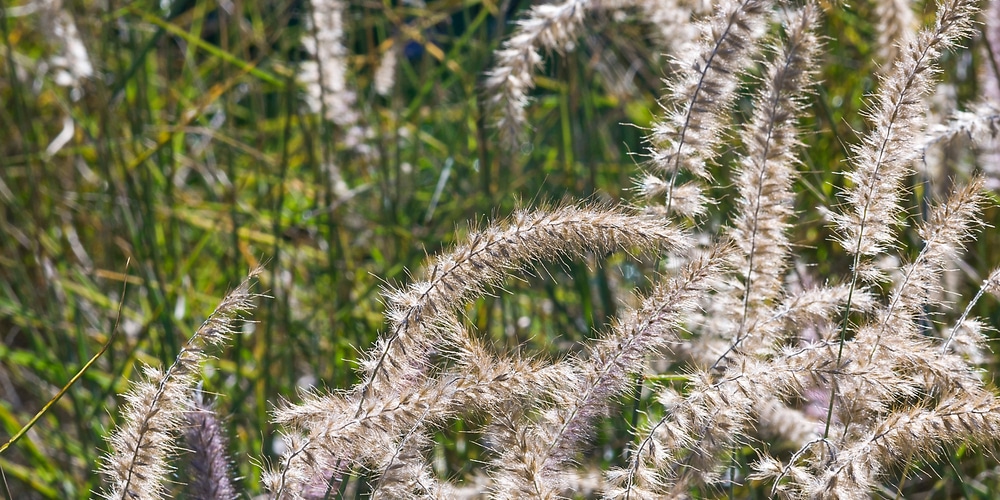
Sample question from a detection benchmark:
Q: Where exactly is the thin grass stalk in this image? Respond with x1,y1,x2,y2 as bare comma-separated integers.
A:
942,268,1000,352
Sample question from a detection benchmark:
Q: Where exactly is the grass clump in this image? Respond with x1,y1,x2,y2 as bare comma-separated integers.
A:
3,0,1000,498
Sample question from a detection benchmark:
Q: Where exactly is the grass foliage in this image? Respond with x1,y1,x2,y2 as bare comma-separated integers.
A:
3,0,1000,497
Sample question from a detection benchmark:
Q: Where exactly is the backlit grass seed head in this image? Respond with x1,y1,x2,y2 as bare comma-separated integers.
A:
300,0,358,127
98,268,260,499
484,0,593,149
489,245,731,497
833,0,979,260
269,205,690,495
644,0,772,216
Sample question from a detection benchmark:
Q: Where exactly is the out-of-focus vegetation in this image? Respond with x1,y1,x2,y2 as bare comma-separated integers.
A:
1,0,998,497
